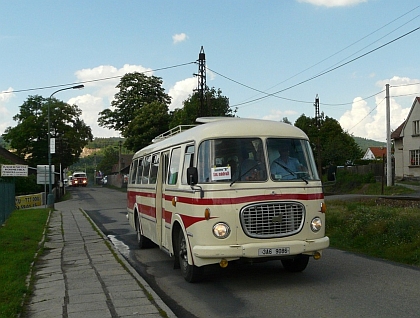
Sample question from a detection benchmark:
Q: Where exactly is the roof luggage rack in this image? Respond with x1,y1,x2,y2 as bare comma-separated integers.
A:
152,125,196,143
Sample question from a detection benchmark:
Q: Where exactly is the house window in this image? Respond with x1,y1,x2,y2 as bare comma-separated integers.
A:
410,150,420,166
413,120,420,136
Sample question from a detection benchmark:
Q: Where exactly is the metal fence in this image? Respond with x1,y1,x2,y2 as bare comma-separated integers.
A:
0,178,15,225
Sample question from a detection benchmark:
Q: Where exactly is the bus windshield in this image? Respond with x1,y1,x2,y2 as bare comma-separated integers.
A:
267,138,319,181
198,138,267,183
197,137,319,183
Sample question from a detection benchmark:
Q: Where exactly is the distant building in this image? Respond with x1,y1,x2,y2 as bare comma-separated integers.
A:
362,146,387,160
391,97,420,179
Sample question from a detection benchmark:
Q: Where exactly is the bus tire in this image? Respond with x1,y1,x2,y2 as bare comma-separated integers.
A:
281,254,309,272
178,231,204,283
135,214,151,249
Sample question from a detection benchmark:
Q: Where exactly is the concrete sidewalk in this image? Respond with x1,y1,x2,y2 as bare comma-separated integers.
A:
24,200,176,318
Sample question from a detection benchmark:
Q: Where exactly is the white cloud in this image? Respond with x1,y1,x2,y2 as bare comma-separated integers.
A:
339,76,418,141
74,64,151,104
0,88,14,133
297,0,367,7
70,64,152,137
0,87,14,104
168,77,196,111
172,33,188,44
262,109,298,122
67,94,119,138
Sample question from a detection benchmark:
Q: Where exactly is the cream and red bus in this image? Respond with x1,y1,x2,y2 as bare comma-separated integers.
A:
127,117,329,282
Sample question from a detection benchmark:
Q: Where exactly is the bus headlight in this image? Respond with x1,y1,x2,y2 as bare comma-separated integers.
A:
212,222,230,239
310,217,322,232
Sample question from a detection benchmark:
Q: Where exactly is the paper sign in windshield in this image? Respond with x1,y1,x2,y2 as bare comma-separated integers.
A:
211,166,231,181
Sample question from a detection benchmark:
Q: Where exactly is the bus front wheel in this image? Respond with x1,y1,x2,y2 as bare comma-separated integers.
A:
177,231,203,283
135,214,151,249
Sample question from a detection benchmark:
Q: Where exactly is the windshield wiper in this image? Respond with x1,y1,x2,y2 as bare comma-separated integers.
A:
230,162,260,187
273,161,308,184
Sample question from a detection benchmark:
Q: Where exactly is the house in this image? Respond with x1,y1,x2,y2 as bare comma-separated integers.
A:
0,147,27,165
391,96,420,179
362,146,387,160
107,154,133,188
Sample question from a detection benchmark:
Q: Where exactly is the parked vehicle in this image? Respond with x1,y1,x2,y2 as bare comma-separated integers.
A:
72,172,88,187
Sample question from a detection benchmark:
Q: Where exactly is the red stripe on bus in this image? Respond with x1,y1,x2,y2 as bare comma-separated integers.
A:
163,192,323,205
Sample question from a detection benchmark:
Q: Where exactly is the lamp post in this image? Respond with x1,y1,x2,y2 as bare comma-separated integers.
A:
47,84,84,208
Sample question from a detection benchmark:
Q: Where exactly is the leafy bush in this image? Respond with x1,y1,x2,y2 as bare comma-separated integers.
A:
325,170,376,194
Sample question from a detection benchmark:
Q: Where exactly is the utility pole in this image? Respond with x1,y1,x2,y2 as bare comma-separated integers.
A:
386,84,392,186
194,46,206,116
314,94,322,177
118,140,122,177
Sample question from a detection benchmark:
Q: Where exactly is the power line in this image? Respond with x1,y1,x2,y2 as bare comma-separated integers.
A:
227,25,420,108
0,61,196,95
347,97,386,133
280,6,419,88
209,64,386,107
391,82,420,88
233,5,420,106
206,66,314,105
315,14,420,78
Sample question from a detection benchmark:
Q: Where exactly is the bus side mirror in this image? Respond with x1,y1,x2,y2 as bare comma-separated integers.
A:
187,167,198,185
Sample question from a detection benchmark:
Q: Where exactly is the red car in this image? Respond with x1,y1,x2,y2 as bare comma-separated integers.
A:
72,172,88,187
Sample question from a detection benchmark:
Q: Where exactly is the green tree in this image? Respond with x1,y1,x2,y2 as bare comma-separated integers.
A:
170,87,233,127
124,101,171,151
294,113,362,167
2,95,93,169
282,117,292,124
96,146,119,176
0,137,7,148
98,72,171,135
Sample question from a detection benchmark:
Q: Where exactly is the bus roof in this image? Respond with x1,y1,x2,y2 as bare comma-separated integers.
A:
133,117,309,157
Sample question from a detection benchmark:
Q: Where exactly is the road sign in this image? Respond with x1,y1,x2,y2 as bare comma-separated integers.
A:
1,164,28,177
37,165,54,184
50,137,56,154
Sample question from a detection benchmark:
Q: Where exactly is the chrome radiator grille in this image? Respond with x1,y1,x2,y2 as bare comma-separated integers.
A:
240,201,305,238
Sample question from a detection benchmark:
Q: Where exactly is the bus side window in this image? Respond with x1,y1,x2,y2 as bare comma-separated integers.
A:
142,156,151,184
181,144,195,184
149,154,159,184
136,158,143,184
161,152,169,184
130,159,138,184
168,147,181,185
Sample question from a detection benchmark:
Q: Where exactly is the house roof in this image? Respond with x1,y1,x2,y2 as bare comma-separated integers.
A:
392,96,420,140
391,121,405,140
367,146,387,158
0,147,27,165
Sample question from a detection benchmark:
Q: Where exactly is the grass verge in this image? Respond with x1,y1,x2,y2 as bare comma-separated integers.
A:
327,198,420,266
0,208,50,318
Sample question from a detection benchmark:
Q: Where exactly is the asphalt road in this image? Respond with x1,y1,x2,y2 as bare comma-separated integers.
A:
70,186,420,318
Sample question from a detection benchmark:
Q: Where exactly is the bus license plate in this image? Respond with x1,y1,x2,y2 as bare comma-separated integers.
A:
258,247,290,256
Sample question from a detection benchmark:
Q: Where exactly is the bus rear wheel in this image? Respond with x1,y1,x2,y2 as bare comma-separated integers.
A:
281,254,309,272
178,231,203,283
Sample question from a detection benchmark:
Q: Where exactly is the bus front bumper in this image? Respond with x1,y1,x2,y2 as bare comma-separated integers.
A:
192,236,330,259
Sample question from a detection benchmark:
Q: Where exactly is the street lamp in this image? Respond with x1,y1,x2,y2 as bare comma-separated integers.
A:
47,84,84,208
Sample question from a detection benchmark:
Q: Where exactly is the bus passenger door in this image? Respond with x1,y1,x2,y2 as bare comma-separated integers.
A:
160,148,182,251
159,151,170,249
151,154,163,247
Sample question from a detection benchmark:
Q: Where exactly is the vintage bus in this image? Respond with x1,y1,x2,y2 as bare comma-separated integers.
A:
127,117,329,282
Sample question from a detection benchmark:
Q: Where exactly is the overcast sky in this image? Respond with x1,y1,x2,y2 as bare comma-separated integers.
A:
1,0,419,142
